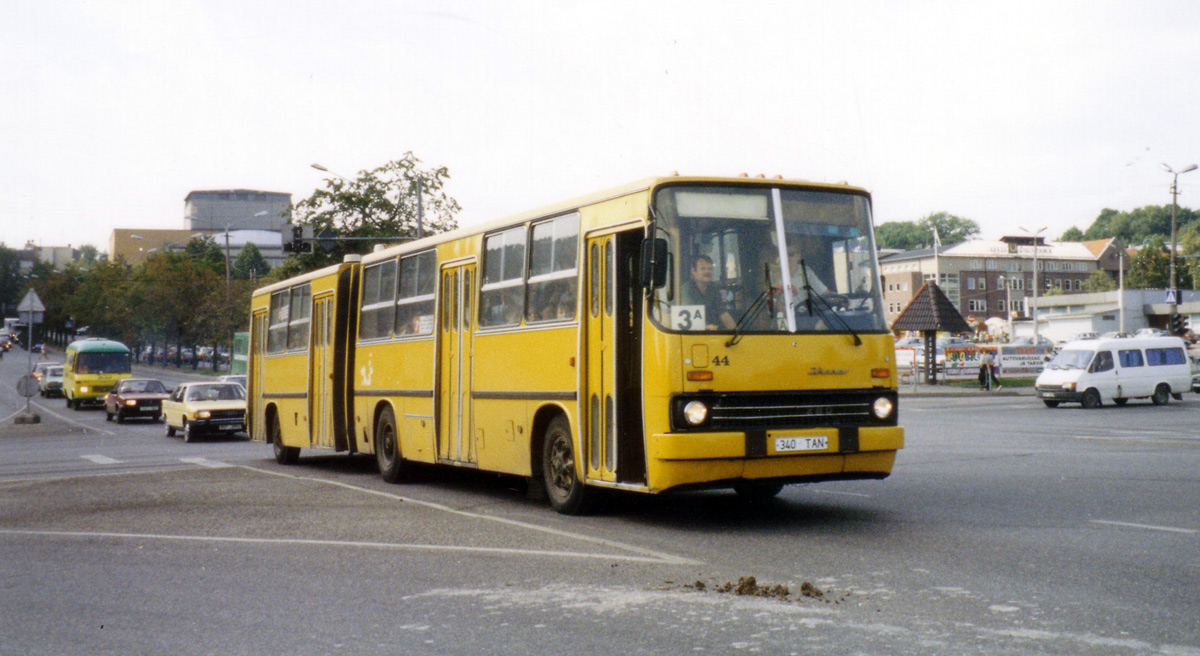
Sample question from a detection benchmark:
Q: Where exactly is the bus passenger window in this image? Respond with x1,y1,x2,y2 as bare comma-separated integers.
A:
480,227,526,327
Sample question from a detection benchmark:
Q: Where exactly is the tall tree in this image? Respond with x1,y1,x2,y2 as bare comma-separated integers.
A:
1082,269,1117,293
920,212,980,245
231,242,271,280
1125,237,1180,289
874,212,979,250
289,152,461,272
1059,226,1085,242
0,245,22,314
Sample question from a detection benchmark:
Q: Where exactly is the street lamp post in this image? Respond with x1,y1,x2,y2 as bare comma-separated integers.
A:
1020,226,1047,342
1163,163,1198,324
998,275,1012,340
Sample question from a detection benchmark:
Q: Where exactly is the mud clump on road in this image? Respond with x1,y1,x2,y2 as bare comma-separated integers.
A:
670,576,844,604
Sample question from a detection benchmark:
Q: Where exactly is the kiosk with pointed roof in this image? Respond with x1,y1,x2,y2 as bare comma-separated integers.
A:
891,282,972,384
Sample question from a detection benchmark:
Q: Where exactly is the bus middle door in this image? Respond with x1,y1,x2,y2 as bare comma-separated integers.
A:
437,262,477,465
309,294,335,449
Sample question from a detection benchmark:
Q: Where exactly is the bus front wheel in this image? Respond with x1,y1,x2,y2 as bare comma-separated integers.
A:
375,406,409,483
542,416,593,515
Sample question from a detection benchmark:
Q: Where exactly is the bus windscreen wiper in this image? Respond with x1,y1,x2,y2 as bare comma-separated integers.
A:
797,257,861,346
726,265,774,347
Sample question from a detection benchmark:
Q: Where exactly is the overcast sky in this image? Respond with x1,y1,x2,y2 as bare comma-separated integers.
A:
4,0,1200,253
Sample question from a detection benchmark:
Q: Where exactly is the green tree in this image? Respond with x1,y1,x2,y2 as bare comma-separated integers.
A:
874,212,979,251
1082,269,1117,293
0,245,22,314
288,152,461,273
66,259,138,345
1081,205,1197,245
183,236,226,276
921,212,980,245
875,221,930,250
231,242,271,280
1126,237,1174,289
1060,226,1085,242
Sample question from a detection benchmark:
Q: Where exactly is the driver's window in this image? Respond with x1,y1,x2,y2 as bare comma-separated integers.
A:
1090,351,1114,373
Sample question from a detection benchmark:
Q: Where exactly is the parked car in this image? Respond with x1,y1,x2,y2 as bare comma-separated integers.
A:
104,378,170,423
39,366,64,397
163,382,247,442
1192,371,1200,393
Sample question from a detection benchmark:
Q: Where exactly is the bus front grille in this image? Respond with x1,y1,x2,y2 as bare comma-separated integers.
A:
670,390,897,432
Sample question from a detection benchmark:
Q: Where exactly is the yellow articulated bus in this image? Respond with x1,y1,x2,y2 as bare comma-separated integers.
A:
249,175,903,513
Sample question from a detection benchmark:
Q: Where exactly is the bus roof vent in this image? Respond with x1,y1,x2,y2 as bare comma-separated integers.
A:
343,254,362,263
373,244,388,253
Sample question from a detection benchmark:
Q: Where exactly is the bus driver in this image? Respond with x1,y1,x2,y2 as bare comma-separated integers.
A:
681,254,736,331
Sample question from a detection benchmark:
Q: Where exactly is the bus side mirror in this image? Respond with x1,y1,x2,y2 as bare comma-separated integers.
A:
640,238,669,289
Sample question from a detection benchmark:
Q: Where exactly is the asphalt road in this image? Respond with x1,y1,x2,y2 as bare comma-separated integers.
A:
2,345,1198,655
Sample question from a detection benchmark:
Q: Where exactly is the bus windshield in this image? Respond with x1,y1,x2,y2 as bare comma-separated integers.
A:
650,185,887,334
75,351,132,375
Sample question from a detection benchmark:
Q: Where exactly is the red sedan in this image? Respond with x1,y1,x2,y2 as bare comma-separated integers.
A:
104,378,170,423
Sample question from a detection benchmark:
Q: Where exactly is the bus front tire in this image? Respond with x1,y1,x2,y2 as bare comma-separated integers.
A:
375,406,409,484
1081,389,1102,409
271,414,299,464
542,416,593,515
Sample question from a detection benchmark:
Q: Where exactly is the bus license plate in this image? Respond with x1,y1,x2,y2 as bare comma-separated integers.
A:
775,436,828,452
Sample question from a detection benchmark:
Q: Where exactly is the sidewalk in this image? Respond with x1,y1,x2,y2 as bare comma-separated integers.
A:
899,382,1034,397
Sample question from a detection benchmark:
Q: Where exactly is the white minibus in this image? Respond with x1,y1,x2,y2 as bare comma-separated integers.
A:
1036,336,1191,408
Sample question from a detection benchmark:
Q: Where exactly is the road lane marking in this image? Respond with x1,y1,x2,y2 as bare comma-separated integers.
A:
81,454,121,465
810,490,872,498
0,529,688,564
179,457,232,469
245,466,702,566
30,401,117,436
1091,520,1196,535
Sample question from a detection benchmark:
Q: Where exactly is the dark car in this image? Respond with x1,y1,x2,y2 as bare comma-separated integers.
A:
104,378,170,423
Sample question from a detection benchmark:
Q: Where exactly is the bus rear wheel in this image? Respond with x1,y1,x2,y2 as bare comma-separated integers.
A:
375,406,409,483
270,413,299,464
542,416,593,515
1151,384,1171,405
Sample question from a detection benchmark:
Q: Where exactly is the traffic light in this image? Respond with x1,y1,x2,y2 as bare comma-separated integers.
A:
281,224,313,253
1170,313,1189,336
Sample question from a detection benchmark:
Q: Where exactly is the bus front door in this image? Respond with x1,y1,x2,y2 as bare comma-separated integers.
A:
437,263,477,465
585,230,647,485
309,295,335,449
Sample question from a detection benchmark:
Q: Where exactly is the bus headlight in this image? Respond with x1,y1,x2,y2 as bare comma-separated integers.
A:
79,386,89,393
683,400,709,426
872,397,894,420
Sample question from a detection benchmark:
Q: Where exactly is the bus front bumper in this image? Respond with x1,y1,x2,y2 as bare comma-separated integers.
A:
645,425,903,492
